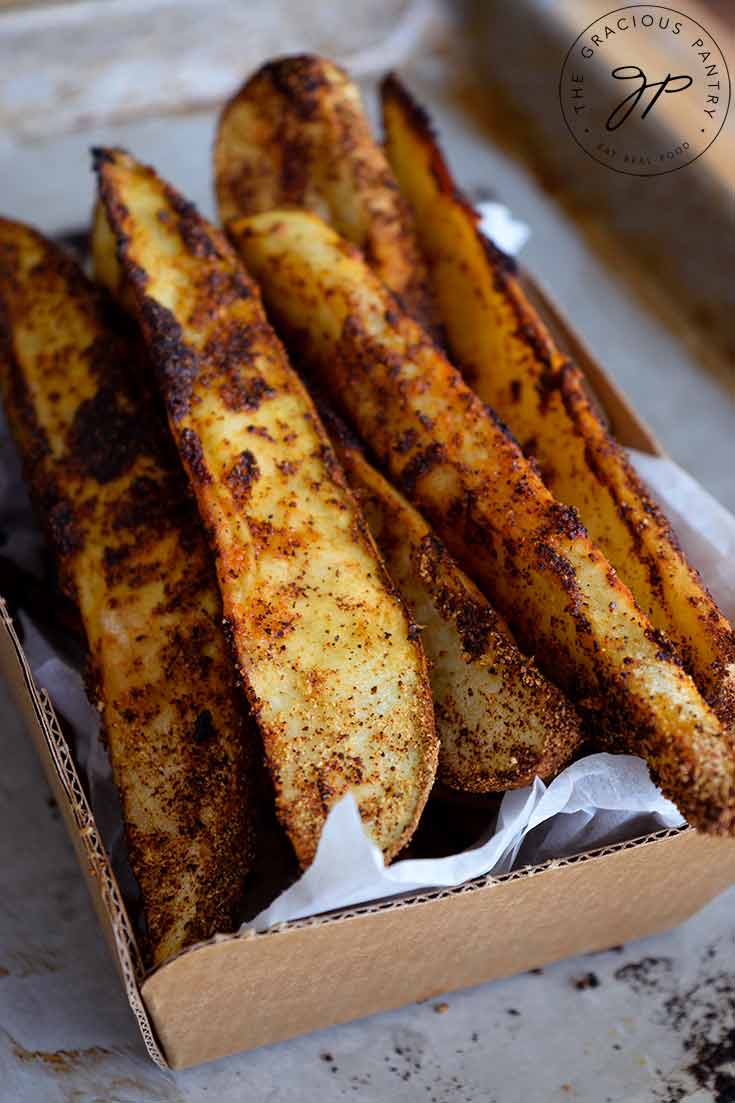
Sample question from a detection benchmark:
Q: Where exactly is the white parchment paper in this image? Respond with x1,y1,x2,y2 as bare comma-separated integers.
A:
248,753,683,930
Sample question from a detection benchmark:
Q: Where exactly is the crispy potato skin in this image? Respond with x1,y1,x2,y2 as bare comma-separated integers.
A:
214,55,437,332
94,149,437,867
230,208,735,835
320,405,583,791
381,74,735,734
0,219,253,966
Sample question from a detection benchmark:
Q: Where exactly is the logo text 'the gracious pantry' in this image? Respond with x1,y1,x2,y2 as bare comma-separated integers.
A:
559,5,730,175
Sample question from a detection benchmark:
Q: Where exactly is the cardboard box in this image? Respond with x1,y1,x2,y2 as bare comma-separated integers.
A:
3,273,735,1071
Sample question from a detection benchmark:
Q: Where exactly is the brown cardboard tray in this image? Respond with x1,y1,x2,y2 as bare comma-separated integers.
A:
3,271,735,1071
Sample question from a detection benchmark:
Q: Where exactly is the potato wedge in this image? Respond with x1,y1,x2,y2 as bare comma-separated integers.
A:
214,54,436,331
230,208,735,834
381,73,735,733
319,404,583,791
0,219,253,966
93,149,437,868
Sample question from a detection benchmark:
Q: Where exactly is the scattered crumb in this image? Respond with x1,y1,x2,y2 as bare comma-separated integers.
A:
614,957,672,993
574,972,600,991
507,1008,521,1016
433,1002,449,1014
614,942,735,1100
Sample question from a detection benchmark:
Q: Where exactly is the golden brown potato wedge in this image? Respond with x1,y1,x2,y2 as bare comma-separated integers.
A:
0,218,253,966
214,54,436,331
230,208,735,835
319,404,583,791
93,149,438,868
381,73,735,733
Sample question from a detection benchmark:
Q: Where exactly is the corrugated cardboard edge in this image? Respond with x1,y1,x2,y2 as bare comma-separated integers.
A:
1,271,728,1069
0,600,168,1069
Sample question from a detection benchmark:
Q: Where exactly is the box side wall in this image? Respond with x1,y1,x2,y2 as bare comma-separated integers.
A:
143,827,735,1069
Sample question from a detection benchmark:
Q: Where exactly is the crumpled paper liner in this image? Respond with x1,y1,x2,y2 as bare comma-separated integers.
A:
249,753,683,930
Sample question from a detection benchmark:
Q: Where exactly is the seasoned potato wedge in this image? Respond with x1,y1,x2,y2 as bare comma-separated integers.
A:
93,149,438,868
319,404,583,791
230,208,735,834
0,219,253,966
381,74,735,733
214,54,436,331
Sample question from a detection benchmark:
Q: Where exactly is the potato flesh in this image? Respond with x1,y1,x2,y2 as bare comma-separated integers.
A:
0,219,252,965
94,150,437,867
326,415,582,790
229,208,735,835
381,76,735,733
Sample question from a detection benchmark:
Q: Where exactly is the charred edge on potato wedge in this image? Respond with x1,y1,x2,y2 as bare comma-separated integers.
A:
0,218,254,966
214,54,438,333
381,73,735,734
318,401,584,791
229,208,735,836
93,148,438,868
